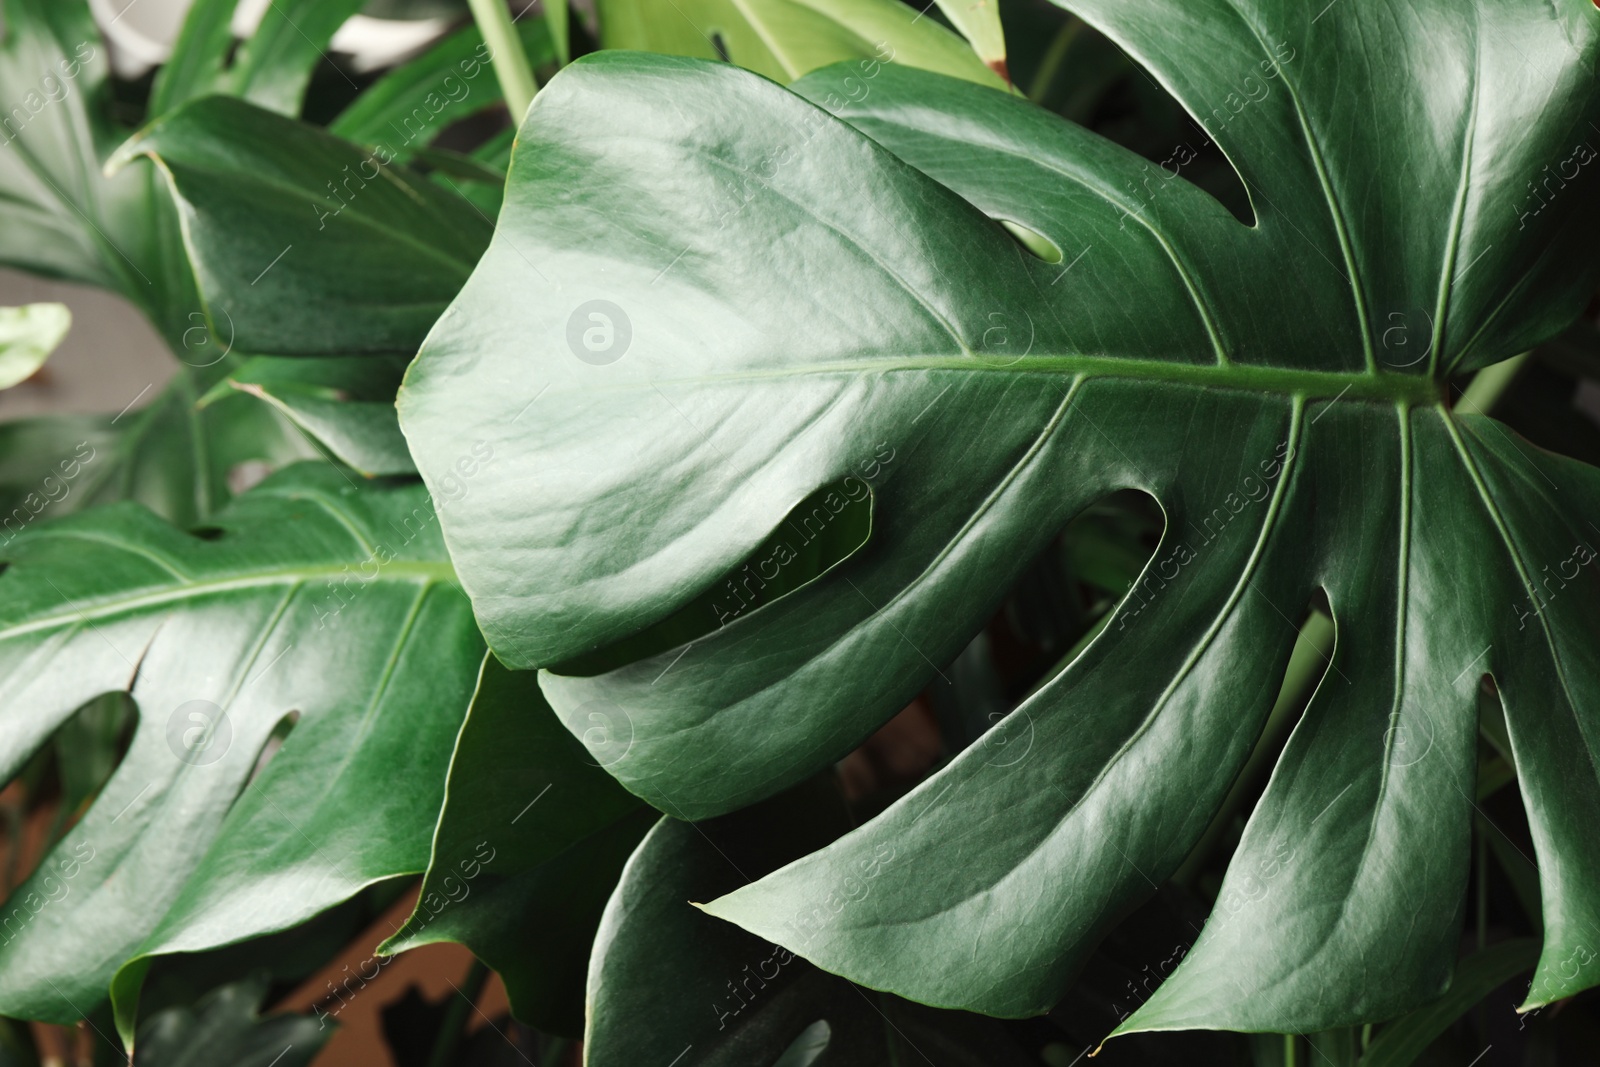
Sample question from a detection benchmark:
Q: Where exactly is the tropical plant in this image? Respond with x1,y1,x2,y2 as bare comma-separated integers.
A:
0,0,1597,1063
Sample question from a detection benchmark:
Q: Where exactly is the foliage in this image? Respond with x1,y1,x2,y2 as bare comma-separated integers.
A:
400,0,1600,1034
0,0,1596,1063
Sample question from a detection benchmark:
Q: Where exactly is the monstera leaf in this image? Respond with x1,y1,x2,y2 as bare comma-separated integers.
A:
0,465,484,1035
399,0,1600,1036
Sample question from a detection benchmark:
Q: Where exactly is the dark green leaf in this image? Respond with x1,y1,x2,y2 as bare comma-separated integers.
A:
328,16,553,158
398,0,1600,1033
585,783,1032,1066
0,465,481,1035
378,658,645,1036
585,783,855,1067
229,0,368,116
110,95,494,356
132,977,330,1067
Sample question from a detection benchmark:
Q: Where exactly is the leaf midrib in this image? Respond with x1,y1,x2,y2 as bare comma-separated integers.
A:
568,356,1446,404
1,561,458,641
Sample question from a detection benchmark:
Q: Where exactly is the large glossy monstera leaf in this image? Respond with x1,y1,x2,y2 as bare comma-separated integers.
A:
398,0,1600,1036
0,465,484,1032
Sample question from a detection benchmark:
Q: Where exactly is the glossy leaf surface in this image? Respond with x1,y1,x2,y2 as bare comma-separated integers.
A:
399,0,1600,1033
586,787,1032,1066
111,96,494,357
378,658,646,1036
0,465,482,1030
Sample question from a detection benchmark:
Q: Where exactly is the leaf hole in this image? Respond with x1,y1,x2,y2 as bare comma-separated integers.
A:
1172,597,1334,888
999,220,1064,263
189,526,226,541
0,693,136,909
1469,677,1543,937
14,692,139,854
552,477,875,676
1081,31,1255,227
245,709,301,790
929,489,1164,753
